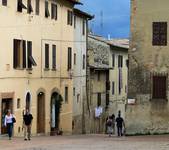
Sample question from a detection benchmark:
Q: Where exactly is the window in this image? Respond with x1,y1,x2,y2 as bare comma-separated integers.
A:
13,39,26,69
45,1,50,18
153,75,167,99
118,55,123,68
112,82,115,95
2,0,7,6
97,93,101,106
65,87,68,103
153,22,167,46
35,0,40,15
74,15,76,28
17,0,27,12
106,93,109,106
77,94,80,103
68,47,72,70
73,87,75,96
17,98,21,109
97,71,100,81
74,53,76,65
52,45,56,69
45,44,49,69
27,41,37,69
82,20,86,35
126,59,129,68
67,10,73,25
27,0,33,14
112,54,115,68
51,3,57,20
83,54,85,69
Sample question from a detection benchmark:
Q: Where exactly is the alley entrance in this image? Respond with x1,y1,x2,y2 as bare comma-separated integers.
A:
50,92,62,134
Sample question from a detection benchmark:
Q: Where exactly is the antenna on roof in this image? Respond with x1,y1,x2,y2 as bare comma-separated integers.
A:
100,10,104,36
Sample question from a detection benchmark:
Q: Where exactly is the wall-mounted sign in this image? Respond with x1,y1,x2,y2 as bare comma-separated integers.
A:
127,99,136,105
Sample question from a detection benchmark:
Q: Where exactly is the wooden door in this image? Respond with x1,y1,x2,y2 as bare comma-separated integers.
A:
37,93,45,133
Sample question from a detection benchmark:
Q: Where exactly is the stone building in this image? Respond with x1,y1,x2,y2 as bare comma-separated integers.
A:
126,0,169,135
85,35,128,134
107,39,128,121
0,0,81,136
72,9,93,134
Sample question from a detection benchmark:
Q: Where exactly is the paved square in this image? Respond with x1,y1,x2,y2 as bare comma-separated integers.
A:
0,134,169,150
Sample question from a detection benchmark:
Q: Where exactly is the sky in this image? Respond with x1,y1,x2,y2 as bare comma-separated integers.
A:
76,0,130,39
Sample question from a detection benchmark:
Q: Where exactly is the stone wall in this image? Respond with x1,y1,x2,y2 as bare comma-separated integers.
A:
127,0,169,135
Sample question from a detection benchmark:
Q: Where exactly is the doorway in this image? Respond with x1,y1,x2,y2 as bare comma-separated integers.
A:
1,99,13,134
37,92,45,134
51,92,62,133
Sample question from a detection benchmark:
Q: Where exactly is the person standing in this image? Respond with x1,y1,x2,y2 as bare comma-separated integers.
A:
23,109,33,141
4,109,15,140
116,112,125,137
106,116,113,137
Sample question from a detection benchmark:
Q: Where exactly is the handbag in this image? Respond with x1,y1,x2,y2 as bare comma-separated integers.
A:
12,115,16,123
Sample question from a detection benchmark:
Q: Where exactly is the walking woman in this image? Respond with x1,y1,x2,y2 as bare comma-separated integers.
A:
4,109,15,140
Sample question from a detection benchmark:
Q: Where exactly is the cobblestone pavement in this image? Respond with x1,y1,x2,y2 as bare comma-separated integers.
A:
1,134,169,150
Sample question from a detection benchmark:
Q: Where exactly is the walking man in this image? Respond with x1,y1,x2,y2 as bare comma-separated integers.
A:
116,111,125,137
23,109,33,141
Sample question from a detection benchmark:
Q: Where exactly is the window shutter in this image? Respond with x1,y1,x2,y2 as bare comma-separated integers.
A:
67,10,69,25
2,0,7,6
27,41,32,69
23,40,26,68
35,0,39,15
45,44,49,68
112,54,115,67
52,45,56,69
13,39,18,68
68,47,72,70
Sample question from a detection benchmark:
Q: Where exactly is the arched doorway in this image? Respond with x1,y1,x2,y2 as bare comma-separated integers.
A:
26,92,31,111
50,92,62,134
37,92,45,134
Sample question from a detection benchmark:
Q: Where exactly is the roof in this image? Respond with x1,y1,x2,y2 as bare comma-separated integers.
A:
107,39,129,49
67,0,82,5
89,34,129,50
74,8,94,20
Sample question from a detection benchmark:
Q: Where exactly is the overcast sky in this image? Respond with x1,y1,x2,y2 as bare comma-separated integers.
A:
76,0,130,39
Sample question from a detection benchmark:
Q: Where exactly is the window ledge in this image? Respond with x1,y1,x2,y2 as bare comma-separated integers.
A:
14,68,24,70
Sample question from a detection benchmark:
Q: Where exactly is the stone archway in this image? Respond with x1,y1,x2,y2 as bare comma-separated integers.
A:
50,92,63,135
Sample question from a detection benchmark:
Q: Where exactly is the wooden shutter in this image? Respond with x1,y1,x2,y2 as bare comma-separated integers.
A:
45,44,49,68
106,93,109,106
97,93,101,106
68,47,72,70
27,41,32,69
2,0,7,6
23,40,26,68
52,45,56,69
83,54,85,69
35,0,39,15
153,76,167,99
112,54,115,67
13,39,18,68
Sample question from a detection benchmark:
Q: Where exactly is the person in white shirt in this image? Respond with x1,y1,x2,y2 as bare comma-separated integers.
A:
4,109,15,140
